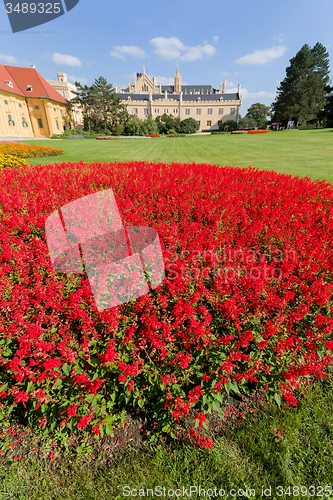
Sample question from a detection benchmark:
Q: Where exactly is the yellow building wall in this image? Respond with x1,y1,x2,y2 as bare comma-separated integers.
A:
26,98,72,138
0,90,72,138
0,90,34,137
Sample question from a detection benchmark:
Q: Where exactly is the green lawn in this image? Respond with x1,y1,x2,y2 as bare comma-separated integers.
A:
2,129,333,499
24,129,333,183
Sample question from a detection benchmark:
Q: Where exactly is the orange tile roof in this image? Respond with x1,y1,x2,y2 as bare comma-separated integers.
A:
0,64,71,105
0,64,25,96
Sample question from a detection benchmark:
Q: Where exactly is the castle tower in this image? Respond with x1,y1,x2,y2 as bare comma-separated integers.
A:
222,77,226,93
174,63,181,93
57,72,68,83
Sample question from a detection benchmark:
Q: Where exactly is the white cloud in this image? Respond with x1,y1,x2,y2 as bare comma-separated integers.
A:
68,75,89,85
150,37,186,59
274,32,288,43
0,54,18,64
149,36,216,61
110,45,146,60
213,36,219,43
157,76,174,85
223,85,277,101
234,46,287,65
181,44,216,62
52,53,82,67
225,79,235,88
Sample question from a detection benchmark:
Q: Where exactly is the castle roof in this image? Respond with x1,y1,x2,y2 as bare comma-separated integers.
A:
0,64,71,105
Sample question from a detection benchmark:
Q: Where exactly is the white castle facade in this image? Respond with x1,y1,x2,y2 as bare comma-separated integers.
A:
115,65,242,131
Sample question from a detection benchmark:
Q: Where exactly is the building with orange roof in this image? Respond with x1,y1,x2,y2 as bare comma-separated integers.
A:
0,64,74,138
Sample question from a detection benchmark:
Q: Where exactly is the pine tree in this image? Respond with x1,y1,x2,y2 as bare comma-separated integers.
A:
71,77,129,131
272,43,330,127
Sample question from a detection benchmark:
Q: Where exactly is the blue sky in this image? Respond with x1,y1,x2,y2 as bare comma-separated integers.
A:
1,0,332,116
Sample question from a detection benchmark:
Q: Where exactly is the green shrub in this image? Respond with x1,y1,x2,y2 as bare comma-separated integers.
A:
50,129,99,140
219,120,239,132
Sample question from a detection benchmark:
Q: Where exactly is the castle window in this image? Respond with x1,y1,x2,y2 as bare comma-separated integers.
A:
219,108,223,115
56,119,59,129
207,121,212,127
54,108,56,112
8,115,15,126
144,108,148,115
37,118,43,128
22,117,28,127
185,109,190,115
4,100,8,105
196,121,200,127
132,108,138,115
230,108,236,114
60,110,64,115
208,108,212,115
4,80,13,88
197,109,201,115
35,105,39,110
19,103,22,107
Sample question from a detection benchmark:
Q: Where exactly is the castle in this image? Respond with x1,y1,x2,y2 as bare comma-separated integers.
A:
115,65,242,131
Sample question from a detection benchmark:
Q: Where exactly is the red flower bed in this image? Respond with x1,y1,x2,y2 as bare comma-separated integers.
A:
0,160,333,451
145,135,160,137
247,130,269,134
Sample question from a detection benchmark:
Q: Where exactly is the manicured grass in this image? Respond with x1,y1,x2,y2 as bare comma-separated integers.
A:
23,129,333,183
2,129,333,498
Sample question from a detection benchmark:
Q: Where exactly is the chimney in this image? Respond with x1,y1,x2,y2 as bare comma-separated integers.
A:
30,64,35,69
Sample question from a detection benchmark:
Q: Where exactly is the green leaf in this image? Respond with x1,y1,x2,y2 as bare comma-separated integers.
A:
89,357,99,367
213,391,225,404
228,381,241,394
274,393,282,407
212,401,220,412
105,424,114,436
62,363,71,377
138,398,144,408
53,379,63,389
0,383,8,392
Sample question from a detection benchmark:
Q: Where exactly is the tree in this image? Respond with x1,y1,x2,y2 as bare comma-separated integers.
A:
71,82,95,131
318,83,333,127
271,43,330,127
179,117,199,134
71,77,129,132
155,114,176,134
219,120,239,132
245,103,271,128
238,115,257,129
91,77,129,130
